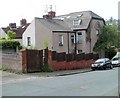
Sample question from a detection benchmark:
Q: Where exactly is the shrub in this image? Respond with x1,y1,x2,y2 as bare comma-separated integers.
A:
41,64,53,72
0,39,20,49
7,30,16,39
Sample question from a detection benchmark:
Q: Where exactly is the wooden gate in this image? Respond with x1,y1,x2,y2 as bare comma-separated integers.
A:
22,49,48,73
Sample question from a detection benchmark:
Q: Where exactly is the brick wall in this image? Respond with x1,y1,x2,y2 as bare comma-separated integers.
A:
2,52,22,72
48,50,95,71
21,49,97,73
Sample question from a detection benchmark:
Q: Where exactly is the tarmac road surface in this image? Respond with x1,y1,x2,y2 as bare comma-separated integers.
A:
1,67,119,96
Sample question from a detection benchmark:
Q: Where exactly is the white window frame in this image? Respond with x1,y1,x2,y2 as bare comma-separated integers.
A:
73,19,82,26
27,37,31,46
77,32,82,43
71,35,75,44
59,35,64,46
77,50,82,54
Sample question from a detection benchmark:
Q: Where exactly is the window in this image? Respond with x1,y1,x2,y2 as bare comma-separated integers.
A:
77,50,82,54
71,33,82,44
71,35,75,44
27,37,31,46
96,30,99,35
73,19,82,26
59,35,63,46
77,32,82,43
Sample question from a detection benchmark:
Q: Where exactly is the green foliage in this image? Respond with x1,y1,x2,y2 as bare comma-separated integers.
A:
41,64,53,72
105,48,117,59
43,40,49,48
0,39,20,49
7,30,16,39
93,25,118,52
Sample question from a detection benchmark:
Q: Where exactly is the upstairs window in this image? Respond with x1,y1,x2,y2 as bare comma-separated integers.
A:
59,35,64,46
73,19,82,26
27,37,31,46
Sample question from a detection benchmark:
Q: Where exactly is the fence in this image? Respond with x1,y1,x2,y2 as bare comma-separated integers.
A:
52,51,99,61
48,50,99,71
22,49,99,73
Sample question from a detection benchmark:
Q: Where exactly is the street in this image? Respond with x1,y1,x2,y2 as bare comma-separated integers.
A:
1,67,119,96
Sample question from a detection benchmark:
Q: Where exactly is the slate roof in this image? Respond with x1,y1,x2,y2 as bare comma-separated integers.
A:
35,17,72,32
2,23,30,39
54,10,104,30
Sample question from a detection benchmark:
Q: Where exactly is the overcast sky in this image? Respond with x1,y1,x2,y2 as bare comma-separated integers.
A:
0,0,119,27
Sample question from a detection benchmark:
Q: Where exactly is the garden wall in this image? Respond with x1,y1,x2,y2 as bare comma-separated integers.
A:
2,52,22,72
48,51,97,71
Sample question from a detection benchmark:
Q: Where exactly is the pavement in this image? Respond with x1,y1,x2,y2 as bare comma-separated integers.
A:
1,68,92,85
1,68,92,80
26,68,92,77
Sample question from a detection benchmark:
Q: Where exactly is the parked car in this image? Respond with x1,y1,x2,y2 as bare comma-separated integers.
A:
111,57,120,67
91,58,113,71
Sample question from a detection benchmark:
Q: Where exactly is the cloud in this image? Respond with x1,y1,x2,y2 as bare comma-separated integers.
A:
0,0,119,27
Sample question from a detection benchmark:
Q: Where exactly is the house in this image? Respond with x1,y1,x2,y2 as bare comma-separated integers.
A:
53,11,105,53
23,15,71,50
1,19,30,44
23,10,105,54
0,28,7,39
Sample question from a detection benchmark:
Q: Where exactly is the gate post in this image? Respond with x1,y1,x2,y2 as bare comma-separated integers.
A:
22,50,27,73
44,48,48,65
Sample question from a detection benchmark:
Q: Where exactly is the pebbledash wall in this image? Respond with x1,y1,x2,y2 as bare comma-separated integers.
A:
2,52,22,72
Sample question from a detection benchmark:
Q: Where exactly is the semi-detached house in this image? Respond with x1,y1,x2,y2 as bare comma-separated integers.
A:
22,10,105,54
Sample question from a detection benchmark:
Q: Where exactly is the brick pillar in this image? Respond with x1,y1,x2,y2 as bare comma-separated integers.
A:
22,50,27,73
48,50,53,70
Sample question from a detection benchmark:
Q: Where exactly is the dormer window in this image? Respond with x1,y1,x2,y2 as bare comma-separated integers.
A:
73,19,82,26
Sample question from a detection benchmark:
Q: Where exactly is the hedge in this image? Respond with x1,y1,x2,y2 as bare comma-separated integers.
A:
0,40,20,49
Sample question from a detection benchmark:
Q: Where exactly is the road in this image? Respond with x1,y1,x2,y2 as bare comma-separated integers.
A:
1,68,119,96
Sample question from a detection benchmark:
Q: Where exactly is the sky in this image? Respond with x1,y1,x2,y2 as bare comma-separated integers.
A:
0,0,119,27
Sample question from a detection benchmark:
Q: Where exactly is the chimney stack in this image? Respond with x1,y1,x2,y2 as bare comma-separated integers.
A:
20,19,27,26
9,23,16,28
43,11,56,19
48,11,56,18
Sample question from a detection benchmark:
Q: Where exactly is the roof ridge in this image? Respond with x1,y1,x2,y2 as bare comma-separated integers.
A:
90,11,103,19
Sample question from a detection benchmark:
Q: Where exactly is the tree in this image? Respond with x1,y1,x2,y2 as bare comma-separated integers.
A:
7,30,16,39
93,25,118,52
